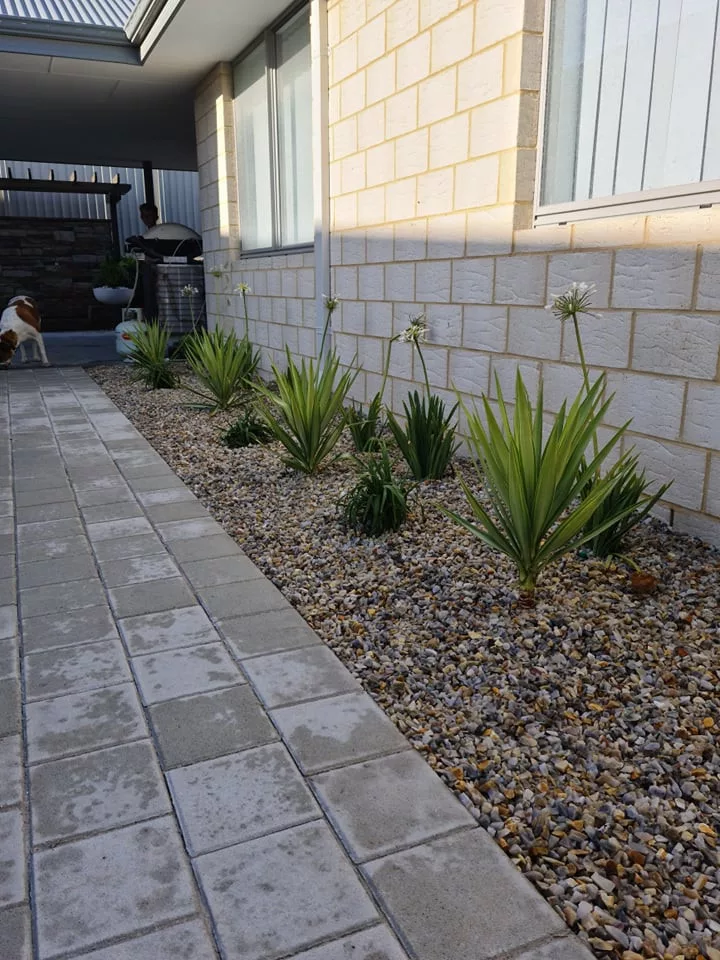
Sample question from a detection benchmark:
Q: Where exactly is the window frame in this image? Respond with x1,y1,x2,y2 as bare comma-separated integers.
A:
534,0,720,227
232,0,313,255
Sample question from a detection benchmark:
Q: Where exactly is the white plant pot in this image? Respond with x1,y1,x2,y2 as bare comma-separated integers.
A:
93,286,133,306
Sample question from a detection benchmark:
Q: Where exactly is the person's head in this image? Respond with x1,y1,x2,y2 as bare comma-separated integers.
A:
139,202,159,229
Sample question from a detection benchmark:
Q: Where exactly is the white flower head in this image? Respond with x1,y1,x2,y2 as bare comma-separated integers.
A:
398,314,428,345
546,281,598,322
181,284,199,297
235,282,251,294
324,294,339,313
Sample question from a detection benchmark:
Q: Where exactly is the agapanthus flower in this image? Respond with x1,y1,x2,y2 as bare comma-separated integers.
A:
398,315,428,344
546,282,598,322
181,285,199,297
235,282,251,294
324,295,339,313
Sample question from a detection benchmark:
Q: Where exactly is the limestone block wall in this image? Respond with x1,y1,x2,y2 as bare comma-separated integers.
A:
325,0,720,545
194,65,317,376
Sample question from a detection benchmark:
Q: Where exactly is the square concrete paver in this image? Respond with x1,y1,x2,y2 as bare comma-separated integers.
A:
145,500,208,524
217,606,322,659
99,554,181,588
131,642,243,704
290,926,409,960
17,517,84,544
26,684,148,764
0,605,16,640
86,517,154,542
0,808,25,906
108,577,195,619
20,578,106,619
271,692,409,774
0,904,31,960
312,749,475,862
244,646,360,709
149,685,277,769
166,532,242,563
24,638,131,701
22,606,119,655
82,502,144,524
30,740,171,844
168,742,320,855
363,830,566,960
180,555,263,589
33,818,198,958
18,555,98,589
18,535,91,564
198,580,288,621
0,678,20,738
156,518,224,543
513,937,597,960
66,919,219,960
0,736,22,807
136,487,197,506
16,501,78,525
195,821,378,960
118,605,219,655
91,533,165,562
0,637,17,680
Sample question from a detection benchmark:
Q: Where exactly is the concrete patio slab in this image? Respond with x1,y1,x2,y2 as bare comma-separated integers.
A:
30,740,170,844
131,642,243,703
168,742,320,854
0,368,592,960
33,818,198,958
195,821,378,960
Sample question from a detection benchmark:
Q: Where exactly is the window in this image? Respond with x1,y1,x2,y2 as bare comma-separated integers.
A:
538,0,720,224
232,5,313,251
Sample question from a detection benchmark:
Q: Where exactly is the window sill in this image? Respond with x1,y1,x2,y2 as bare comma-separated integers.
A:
534,179,720,227
236,243,314,260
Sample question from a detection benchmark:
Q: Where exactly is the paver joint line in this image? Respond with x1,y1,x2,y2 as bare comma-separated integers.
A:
0,369,590,960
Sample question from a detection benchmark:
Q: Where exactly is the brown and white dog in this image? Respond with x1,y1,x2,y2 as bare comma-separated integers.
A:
0,297,49,367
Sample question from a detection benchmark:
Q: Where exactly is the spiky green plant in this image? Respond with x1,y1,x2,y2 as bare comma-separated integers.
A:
183,327,259,411
386,392,459,481
255,347,357,474
341,443,413,535
222,409,272,449
442,371,640,600
343,392,385,453
127,321,177,390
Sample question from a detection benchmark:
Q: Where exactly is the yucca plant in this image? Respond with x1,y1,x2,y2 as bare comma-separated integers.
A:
341,443,413,535
127,321,177,390
386,392,459,481
222,409,272,449
442,371,641,601
255,346,357,474
580,453,671,558
343,392,385,453
547,282,672,558
183,327,259,411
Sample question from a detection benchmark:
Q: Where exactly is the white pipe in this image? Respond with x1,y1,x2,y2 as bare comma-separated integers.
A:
310,0,330,358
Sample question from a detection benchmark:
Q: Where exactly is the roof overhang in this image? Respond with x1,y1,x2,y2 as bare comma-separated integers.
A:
0,0,291,171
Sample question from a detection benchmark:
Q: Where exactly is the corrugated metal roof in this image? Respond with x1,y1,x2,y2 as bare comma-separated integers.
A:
0,0,136,28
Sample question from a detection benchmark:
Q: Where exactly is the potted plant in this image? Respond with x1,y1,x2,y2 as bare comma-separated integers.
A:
93,255,136,306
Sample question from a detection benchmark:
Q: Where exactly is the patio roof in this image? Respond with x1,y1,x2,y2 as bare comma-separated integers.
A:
0,0,289,171
0,0,135,28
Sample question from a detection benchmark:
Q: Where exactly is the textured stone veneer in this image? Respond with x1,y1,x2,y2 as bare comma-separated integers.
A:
195,0,720,545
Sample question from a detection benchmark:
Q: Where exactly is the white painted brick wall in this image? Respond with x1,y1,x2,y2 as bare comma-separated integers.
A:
494,255,547,305
507,306,561,360
604,372,685,440
632,313,720,379
630,437,707,511
449,349,491,394
415,259,452,302
451,258,494,303
683,383,720,450
560,312,631,369
612,248,696,309
425,304,463,346
462,305,507,351
547,252,613,307
706,456,720,518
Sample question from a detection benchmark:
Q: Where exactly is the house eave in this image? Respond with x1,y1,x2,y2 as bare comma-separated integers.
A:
0,15,139,63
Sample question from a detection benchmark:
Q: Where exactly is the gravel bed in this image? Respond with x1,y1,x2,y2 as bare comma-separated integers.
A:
89,365,719,960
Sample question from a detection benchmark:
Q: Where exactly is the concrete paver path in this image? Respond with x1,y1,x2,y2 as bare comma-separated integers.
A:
0,367,594,960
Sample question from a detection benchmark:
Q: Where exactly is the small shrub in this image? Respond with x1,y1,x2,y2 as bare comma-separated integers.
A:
255,347,357,474
341,445,412,535
581,454,671,558
184,327,259,411
222,410,272,449
386,391,459,481
442,371,640,601
96,255,135,288
128,322,177,390
343,392,384,453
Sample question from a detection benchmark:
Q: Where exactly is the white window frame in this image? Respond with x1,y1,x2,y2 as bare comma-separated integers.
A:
534,0,720,227
232,1,313,255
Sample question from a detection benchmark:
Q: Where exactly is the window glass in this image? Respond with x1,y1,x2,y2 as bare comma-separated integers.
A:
233,44,273,251
542,0,720,207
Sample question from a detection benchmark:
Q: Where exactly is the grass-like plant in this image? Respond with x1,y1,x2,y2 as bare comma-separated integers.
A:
341,444,413,535
386,391,459,481
547,282,672,558
443,371,640,601
183,327,259,411
255,346,357,474
222,409,272,449
128,321,177,390
343,392,384,453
